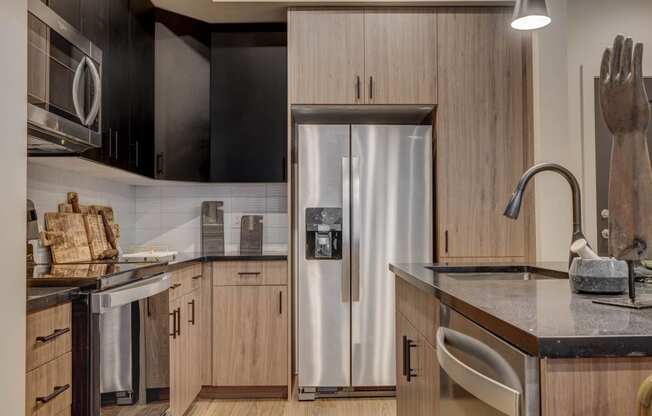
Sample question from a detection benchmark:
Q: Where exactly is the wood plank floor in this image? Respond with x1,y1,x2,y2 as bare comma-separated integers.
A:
186,398,397,416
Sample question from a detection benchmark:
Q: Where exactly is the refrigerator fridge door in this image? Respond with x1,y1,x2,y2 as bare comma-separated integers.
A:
351,125,433,387
297,125,352,388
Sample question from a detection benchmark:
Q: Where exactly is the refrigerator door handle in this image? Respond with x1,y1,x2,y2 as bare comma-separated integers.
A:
342,157,351,303
351,156,361,302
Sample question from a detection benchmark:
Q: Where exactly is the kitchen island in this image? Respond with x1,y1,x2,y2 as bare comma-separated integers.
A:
391,262,652,416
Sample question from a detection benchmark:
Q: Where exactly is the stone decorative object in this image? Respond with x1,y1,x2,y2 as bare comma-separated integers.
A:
569,257,628,294
600,35,652,260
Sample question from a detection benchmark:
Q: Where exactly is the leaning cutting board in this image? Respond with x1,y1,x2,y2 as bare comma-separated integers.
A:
84,214,112,259
42,213,92,263
58,204,120,239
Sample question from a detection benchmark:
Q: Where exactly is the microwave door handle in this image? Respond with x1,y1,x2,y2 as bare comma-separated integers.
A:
72,57,87,124
84,57,101,126
436,327,522,416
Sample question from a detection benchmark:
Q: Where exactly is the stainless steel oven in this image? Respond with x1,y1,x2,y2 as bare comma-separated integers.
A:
90,273,171,416
27,0,102,154
438,305,539,416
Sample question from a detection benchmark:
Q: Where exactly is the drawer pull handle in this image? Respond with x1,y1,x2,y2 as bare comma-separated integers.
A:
237,272,261,276
36,328,70,343
192,275,202,280
170,283,182,290
36,384,70,404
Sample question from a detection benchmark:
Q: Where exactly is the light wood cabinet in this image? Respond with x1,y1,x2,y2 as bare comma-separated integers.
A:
212,261,287,286
396,276,439,416
26,304,72,416
436,7,528,261
288,9,364,104
288,8,437,105
212,285,288,386
364,9,437,104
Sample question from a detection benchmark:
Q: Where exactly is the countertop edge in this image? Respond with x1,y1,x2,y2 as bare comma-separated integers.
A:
27,287,80,313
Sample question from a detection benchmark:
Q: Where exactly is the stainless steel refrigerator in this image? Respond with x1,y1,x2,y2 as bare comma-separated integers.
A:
296,124,433,398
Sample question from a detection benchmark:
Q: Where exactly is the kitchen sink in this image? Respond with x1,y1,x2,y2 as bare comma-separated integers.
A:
424,264,567,280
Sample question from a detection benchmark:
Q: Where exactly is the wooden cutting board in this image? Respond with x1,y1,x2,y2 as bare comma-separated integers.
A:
42,213,92,263
84,214,112,260
58,204,120,239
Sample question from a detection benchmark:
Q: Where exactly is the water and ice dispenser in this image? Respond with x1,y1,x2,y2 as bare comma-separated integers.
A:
305,208,342,260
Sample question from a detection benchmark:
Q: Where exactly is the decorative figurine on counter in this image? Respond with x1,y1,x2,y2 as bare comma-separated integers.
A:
595,35,652,308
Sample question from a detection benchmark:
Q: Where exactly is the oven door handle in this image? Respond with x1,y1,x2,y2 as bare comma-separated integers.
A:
91,273,171,314
436,327,522,416
71,57,87,124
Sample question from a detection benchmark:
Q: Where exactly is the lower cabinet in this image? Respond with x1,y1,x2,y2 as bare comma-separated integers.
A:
396,276,439,416
212,285,288,386
169,288,201,416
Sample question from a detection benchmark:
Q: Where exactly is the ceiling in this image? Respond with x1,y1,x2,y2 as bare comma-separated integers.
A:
151,0,512,24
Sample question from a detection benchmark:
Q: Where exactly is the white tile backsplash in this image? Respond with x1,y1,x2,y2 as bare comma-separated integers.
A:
28,161,288,255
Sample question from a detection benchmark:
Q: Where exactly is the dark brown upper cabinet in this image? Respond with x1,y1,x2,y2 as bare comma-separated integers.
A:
210,25,288,183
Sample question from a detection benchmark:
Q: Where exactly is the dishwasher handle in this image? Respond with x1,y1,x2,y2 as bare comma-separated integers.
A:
91,273,171,314
436,327,522,416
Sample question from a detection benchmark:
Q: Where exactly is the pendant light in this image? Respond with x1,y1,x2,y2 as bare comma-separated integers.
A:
511,0,551,30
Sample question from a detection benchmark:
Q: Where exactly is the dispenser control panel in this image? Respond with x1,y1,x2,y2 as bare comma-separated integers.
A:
305,208,342,260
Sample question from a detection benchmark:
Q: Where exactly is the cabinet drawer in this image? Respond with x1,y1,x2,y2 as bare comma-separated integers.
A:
25,352,72,416
26,303,72,372
170,263,202,300
396,277,439,346
213,261,287,286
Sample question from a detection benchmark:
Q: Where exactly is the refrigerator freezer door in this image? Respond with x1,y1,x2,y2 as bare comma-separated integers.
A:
351,125,433,387
297,125,352,388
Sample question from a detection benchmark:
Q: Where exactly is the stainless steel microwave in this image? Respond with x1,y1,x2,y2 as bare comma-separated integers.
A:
27,0,102,154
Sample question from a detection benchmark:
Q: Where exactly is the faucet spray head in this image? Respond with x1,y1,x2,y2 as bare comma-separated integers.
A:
503,190,523,220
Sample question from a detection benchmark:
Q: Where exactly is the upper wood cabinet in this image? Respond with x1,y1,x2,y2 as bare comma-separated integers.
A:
288,9,364,104
436,8,528,261
288,8,437,105
364,9,437,104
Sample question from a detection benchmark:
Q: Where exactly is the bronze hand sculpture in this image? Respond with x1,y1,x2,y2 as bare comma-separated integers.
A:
600,35,652,260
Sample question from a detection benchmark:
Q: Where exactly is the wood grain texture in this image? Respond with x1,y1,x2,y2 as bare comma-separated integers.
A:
541,357,652,416
212,285,288,386
395,276,439,347
418,337,438,416
212,261,287,286
288,8,364,104
396,313,421,416
436,7,527,260
25,352,72,416
364,9,437,104
144,291,169,389
83,214,111,260
170,263,202,301
200,262,213,386
26,303,72,372
187,398,396,416
43,213,92,263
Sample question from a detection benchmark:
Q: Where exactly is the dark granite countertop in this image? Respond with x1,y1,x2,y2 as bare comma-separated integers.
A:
27,286,79,313
168,251,288,267
390,262,652,358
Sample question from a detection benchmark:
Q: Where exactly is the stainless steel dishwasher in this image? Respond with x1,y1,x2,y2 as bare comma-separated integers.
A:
438,304,540,416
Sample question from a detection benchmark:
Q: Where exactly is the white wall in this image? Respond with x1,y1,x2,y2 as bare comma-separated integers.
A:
133,183,288,253
533,0,652,261
27,162,137,250
0,0,26,413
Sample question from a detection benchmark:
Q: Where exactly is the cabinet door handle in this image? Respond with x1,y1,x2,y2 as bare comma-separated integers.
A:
36,384,70,404
169,310,176,339
192,274,202,280
406,337,417,382
402,336,408,377
36,327,70,343
369,76,374,100
282,156,287,182
445,230,449,254
279,291,283,315
156,153,164,176
135,141,139,168
237,272,261,276
188,299,195,325
356,75,361,100
108,128,113,158
176,307,181,336
114,131,119,160
170,283,181,290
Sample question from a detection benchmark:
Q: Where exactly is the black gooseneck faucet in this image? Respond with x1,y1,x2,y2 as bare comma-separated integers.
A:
503,162,589,268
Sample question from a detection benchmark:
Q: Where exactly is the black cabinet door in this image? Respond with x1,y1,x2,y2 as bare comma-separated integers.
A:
210,29,287,183
153,10,211,182
106,0,131,169
128,3,155,176
80,0,107,50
